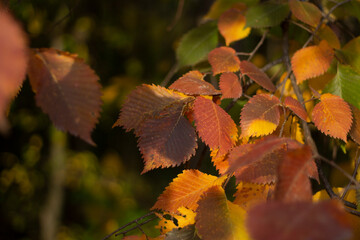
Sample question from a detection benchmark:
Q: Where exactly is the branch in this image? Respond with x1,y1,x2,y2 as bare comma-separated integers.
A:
342,151,360,199
167,0,185,31
248,29,268,61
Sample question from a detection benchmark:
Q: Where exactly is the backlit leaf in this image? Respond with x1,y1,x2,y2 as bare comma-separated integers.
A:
177,21,218,68
246,201,352,240
239,60,276,92
194,97,238,155
208,47,240,75
350,105,360,145
245,3,289,28
240,94,281,137
27,48,101,145
274,145,318,202
312,93,352,141
165,225,200,240
151,170,226,213
0,7,28,132
292,40,334,84
196,186,250,240
289,0,322,27
219,72,242,99
284,96,308,121
169,70,220,96
338,36,360,74
210,148,229,174
218,8,251,46
233,182,273,209
156,207,196,234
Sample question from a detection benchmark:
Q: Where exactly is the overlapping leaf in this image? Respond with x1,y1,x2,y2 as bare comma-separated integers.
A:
194,97,238,155
274,145,318,202
338,36,360,73
210,148,229,174
292,40,334,84
151,170,226,213
156,207,196,234
165,225,200,240
317,25,341,49
246,201,352,240
27,48,101,145
233,182,273,209
208,47,240,75
0,7,28,132
289,0,322,27
169,70,220,96
350,105,360,145
219,72,242,99
312,93,352,141
218,8,251,46
245,3,289,28
240,94,281,137
195,186,250,240
283,96,308,121
239,60,276,92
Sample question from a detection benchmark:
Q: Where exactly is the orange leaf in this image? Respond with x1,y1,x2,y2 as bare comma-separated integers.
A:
289,0,322,27
169,70,220,96
350,105,360,145
151,170,226,213
27,48,101,145
274,145,318,202
210,148,229,175
239,61,276,92
240,94,281,137
218,8,251,46
291,40,334,84
233,182,273,209
312,93,352,141
284,96,308,121
219,72,242,99
208,47,240,75
194,97,238,155
0,7,28,132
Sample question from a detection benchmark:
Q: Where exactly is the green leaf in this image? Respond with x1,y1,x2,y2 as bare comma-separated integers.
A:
176,21,218,68
245,3,289,28
337,36,360,74
325,64,360,111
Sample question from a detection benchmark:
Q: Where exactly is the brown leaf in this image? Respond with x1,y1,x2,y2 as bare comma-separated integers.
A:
239,60,276,92
219,72,242,99
208,47,240,75
284,96,308,121
169,70,220,96
350,105,360,145
246,200,353,240
27,48,101,145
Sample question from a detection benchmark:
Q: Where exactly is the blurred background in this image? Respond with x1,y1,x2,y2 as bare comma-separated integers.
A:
0,0,214,239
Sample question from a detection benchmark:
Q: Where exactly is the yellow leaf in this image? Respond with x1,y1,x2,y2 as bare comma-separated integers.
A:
233,182,273,209
313,187,356,204
156,207,196,234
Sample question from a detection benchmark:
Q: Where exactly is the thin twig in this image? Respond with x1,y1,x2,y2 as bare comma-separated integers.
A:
261,57,283,72
341,150,360,199
160,63,179,87
115,217,157,237
279,107,289,137
167,0,185,31
345,207,360,217
247,29,269,61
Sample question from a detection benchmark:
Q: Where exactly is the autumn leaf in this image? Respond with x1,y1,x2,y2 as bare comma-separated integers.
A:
27,48,101,145
337,36,360,74
246,200,353,240
156,207,196,234
317,25,341,49
312,93,352,141
123,235,164,240
350,105,360,145
219,72,242,99
239,61,276,92
169,70,220,96
208,47,240,75
240,94,281,137
194,97,238,155
289,0,322,27
151,170,226,213
292,40,334,84
165,225,200,240
218,8,250,46
245,3,289,28
274,145,318,202
0,7,28,132
283,96,308,121
210,148,229,175
233,182,273,209
195,186,250,240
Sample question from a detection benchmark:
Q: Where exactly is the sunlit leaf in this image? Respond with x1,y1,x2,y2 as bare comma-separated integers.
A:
218,8,251,46
27,48,101,145
196,186,250,240
312,93,352,141
350,105,360,145
152,170,226,213
208,47,240,75
233,182,273,209
289,0,322,27
338,36,360,74
283,96,308,121
246,201,353,240
219,72,242,99
165,225,200,240
210,148,229,174
239,60,276,92
169,70,220,96
240,94,281,137
156,207,196,234
245,3,289,28
177,21,218,68
194,97,238,155
292,40,334,84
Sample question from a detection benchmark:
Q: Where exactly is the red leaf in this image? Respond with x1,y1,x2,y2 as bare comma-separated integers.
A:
283,96,308,121
208,47,240,75
194,97,238,155
219,72,242,99
169,70,220,96
27,48,101,145
246,201,353,240
239,61,276,92
0,7,28,132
